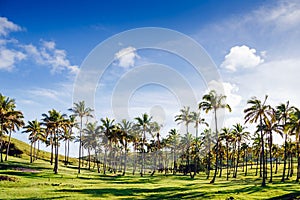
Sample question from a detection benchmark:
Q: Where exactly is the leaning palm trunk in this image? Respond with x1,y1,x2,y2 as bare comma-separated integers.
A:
5,130,12,161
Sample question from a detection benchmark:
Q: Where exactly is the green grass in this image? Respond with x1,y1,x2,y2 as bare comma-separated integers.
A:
1,138,300,199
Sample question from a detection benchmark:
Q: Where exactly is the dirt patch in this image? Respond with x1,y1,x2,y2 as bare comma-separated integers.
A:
13,167,40,173
0,175,18,182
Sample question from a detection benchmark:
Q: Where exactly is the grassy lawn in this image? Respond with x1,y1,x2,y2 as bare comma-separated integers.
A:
1,155,300,200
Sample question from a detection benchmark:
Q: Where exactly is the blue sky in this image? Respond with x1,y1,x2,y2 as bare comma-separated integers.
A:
1,0,300,156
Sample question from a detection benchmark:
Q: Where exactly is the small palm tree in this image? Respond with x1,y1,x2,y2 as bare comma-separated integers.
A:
220,127,232,180
69,101,94,174
22,120,44,163
199,90,231,183
231,123,249,178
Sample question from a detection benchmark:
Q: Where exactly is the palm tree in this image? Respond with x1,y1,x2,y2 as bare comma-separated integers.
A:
22,120,44,163
42,109,66,174
175,106,193,135
167,129,180,174
191,111,207,178
231,123,249,178
288,107,300,182
0,93,19,162
244,95,272,187
118,119,133,176
135,113,152,177
199,90,231,183
100,117,115,174
276,101,293,182
220,127,232,180
175,106,194,177
69,101,94,174
4,107,24,161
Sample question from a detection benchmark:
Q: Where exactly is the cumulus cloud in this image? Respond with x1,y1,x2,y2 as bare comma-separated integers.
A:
0,17,22,36
221,45,264,71
23,41,79,74
114,46,140,68
0,48,26,71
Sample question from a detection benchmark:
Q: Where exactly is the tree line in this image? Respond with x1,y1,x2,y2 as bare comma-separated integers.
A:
0,91,300,187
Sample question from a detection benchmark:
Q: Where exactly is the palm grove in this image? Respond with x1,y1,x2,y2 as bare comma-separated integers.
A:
1,90,300,187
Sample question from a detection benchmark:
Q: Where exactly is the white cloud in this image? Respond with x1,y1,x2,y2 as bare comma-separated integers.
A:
256,0,300,30
0,17,22,36
114,46,140,68
23,41,79,74
0,47,26,71
220,45,264,71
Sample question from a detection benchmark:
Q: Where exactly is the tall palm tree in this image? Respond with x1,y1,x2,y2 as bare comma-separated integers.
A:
276,101,293,182
69,101,93,174
220,127,232,180
231,123,249,178
135,113,152,177
288,107,300,182
22,120,44,163
244,95,272,187
199,90,231,183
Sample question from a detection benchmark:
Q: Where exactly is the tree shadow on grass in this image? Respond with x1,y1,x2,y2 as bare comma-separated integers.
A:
58,187,192,199
267,191,300,200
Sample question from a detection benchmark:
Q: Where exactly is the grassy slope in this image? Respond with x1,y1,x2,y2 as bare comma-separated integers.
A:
0,138,300,200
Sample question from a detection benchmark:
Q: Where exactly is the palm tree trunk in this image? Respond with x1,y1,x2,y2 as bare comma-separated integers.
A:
34,139,37,161
226,142,229,180
103,148,107,174
88,147,91,170
245,152,248,176
281,134,288,182
123,143,127,176
5,130,12,161
37,140,40,160
64,139,67,165
210,109,218,184
50,136,53,165
54,131,59,174
260,117,266,187
30,141,33,163
269,131,273,183
297,132,300,182
234,142,240,178
67,140,70,165
255,153,259,176
78,117,82,174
